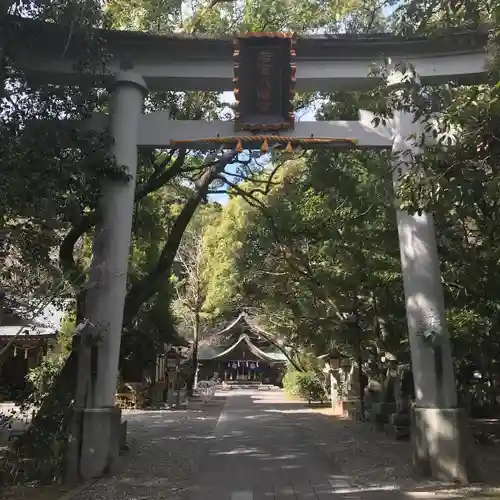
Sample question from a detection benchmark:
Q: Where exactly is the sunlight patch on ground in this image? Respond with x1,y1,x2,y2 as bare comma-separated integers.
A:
331,485,400,494
400,487,500,499
214,447,262,456
263,408,325,414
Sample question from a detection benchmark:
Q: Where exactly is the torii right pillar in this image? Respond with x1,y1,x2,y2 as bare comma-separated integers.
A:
390,72,476,483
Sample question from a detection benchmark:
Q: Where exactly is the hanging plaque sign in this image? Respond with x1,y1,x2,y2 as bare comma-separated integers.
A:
233,33,296,132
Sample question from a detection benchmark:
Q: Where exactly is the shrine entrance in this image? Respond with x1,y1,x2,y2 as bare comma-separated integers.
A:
13,16,487,481
225,360,262,382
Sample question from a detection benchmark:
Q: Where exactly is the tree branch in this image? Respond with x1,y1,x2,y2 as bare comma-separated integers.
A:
123,151,237,326
227,181,344,320
245,315,304,372
135,150,187,200
59,151,188,291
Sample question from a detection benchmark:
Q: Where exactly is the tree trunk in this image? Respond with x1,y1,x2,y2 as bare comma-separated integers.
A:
354,295,365,421
187,312,200,396
357,350,366,422
21,177,208,447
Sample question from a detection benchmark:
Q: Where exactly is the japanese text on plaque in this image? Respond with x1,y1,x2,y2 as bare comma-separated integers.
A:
256,50,273,114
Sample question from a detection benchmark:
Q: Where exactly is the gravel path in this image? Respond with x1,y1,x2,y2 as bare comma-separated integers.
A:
188,390,355,500
6,393,500,499
71,396,226,500
285,406,500,491
284,409,418,488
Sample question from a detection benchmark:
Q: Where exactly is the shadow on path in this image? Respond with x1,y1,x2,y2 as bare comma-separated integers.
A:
188,391,500,500
70,396,227,500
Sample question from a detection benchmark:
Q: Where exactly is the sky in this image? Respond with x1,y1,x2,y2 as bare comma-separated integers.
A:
42,304,65,329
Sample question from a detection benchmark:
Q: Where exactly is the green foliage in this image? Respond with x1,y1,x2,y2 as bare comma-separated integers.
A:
373,1,500,405
283,369,326,403
104,0,181,33
203,149,407,365
0,351,71,486
2,0,112,485
203,196,255,316
25,355,67,406
2,0,115,304
391,0,493,35
57,314,76,355
282,370,301,397
200,1,500,402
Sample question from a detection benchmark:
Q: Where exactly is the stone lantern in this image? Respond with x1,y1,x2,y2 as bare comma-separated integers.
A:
165,347,182,406
166,347,180,371
319,349,344,415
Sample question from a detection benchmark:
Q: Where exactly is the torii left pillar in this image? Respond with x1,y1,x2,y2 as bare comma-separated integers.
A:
77,70,147,480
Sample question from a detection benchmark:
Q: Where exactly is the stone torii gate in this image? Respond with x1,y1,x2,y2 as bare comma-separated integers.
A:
10,17,487,482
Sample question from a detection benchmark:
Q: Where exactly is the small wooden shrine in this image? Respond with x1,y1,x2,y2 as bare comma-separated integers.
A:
197,314,287,385
0,324,57,401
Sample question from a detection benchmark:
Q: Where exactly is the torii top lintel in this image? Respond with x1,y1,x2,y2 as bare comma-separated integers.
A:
8,15,488,92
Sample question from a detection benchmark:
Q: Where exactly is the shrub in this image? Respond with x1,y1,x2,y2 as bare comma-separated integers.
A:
0,353,70,487
282,370,301,397
25,354,67,404
283,370,326,403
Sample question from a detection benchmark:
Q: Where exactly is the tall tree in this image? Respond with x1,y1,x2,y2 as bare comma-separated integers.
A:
171,204,221,393
203,147,407,364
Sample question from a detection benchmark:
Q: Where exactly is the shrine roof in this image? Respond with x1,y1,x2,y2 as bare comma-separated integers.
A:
211,334,288,362
0,325,57,340
197,314,288,362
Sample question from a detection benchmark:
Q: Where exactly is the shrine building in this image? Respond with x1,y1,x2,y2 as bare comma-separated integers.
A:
197,314,288,387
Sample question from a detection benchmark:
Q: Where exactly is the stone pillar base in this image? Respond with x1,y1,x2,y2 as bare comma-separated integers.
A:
411,407,478,483
331,400,344,416
79,407,122,481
